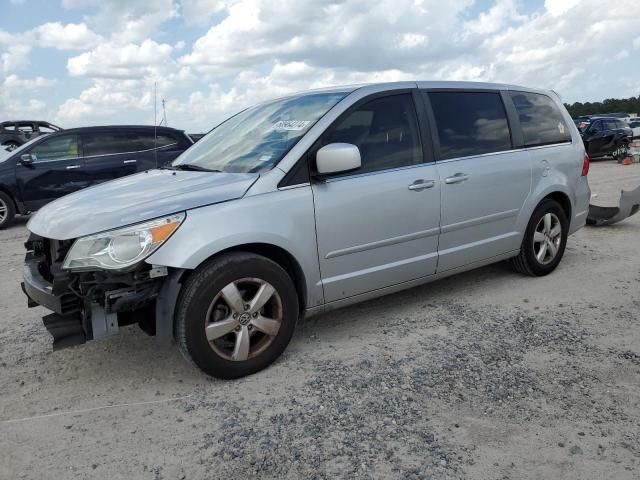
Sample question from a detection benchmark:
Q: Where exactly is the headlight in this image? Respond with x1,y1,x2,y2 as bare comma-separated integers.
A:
62,213,185,271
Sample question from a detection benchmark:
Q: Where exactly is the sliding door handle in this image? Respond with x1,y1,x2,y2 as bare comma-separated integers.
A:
408,179,435,191
123,159,137,164
65,165,81,170
444,173,470,184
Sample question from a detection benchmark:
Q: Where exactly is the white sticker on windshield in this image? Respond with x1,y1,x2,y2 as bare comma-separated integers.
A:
272,120,310,131
558,122,565,134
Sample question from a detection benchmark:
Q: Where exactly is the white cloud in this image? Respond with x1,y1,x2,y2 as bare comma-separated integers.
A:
56,78,154,124
465,0,523,34
3,74,56,90
0,97,47,119
32,22,103,50
1,45,31,73
544,0,580,17
179,0,475,73
180,0,227,25
67,39,174,78
399,33,428,49
63,0,178,43
15,0,638,132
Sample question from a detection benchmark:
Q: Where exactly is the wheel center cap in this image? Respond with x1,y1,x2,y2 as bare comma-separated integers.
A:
238,313,251,326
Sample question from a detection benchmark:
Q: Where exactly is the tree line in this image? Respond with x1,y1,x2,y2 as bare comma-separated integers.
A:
564,95,640,118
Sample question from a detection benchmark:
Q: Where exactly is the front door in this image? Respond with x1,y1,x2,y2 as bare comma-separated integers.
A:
16,133,87,210
425,90,531,271
311,92,441,302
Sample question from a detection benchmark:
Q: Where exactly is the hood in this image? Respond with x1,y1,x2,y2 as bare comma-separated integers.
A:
28,169,259,240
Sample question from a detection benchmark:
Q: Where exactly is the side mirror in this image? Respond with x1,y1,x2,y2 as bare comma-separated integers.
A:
19,153,34,165
315,143,361,175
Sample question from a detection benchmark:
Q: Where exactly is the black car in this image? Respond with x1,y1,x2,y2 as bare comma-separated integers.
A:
1,121,63,151
0,125,193,229
579,117,633,159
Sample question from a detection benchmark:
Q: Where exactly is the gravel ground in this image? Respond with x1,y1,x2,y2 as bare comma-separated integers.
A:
1,161,639,479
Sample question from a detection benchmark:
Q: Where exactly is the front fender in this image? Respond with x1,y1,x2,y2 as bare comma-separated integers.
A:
146,186,324,308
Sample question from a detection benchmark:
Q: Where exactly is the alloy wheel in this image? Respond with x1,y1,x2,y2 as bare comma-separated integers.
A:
204,277,283,361
0,197,7,224
533,212,562,265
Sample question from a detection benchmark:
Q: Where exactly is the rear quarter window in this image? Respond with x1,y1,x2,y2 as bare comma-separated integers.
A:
510,92,571,147
428,91,512,160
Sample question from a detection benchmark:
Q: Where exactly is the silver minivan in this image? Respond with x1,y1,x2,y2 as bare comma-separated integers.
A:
22,81,591,378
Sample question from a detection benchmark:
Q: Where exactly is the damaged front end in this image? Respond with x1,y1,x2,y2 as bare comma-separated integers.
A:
21,234,170,350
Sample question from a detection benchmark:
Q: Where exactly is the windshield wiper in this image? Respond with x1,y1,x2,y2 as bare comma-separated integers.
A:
165,164,222,172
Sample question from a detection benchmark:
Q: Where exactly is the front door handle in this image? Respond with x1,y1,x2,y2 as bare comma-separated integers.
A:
123,159,137,164
408,179,435,191
444,173,470,184
66,165,81,170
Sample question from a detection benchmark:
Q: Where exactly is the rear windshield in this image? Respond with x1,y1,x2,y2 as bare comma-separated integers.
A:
173,92,348,173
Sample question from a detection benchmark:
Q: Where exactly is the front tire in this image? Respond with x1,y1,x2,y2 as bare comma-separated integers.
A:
175,252,299,379
0,191,16,230
510,199,568,276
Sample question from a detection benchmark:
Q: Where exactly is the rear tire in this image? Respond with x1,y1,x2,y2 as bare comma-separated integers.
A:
175,252,299,379
0,191,16,230
510,199,568,277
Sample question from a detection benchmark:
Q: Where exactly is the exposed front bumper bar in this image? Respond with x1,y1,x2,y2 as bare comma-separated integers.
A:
22,244,171,350
22,261,64,314
22,255,88,349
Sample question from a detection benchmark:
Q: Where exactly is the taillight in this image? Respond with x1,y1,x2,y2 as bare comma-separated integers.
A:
581,152,590,176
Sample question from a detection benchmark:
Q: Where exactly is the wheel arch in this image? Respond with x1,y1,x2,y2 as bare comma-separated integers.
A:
543,190,572,220
181,242,308,314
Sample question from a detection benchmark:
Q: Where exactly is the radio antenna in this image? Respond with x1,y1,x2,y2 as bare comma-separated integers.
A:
154,81,158,168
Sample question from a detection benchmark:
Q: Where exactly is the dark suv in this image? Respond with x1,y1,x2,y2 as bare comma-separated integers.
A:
579,117,633,159
0,125,193,228
1,121,63,151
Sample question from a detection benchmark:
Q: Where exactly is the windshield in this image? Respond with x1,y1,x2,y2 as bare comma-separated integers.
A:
172,91,348,173
0,135,46,163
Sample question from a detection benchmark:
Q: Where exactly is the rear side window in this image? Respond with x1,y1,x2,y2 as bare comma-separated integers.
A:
84,131,179,156
141,133,179,149
510,92,571,147
30,135,79,162
326,94,423,174
428,91,512,160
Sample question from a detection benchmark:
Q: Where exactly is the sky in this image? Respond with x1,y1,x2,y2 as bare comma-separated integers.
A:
0,0,639,132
